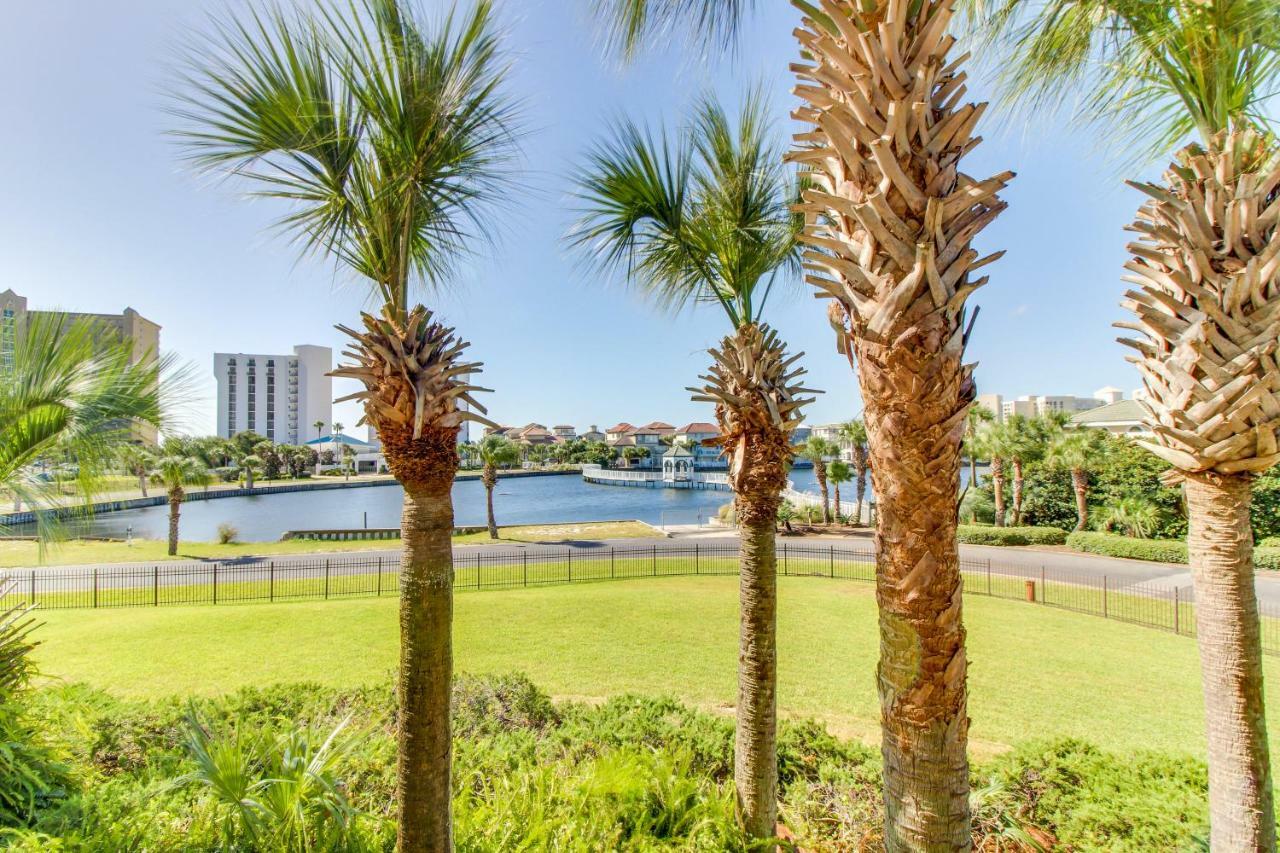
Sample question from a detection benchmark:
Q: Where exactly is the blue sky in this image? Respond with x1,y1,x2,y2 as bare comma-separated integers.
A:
3,1,1156,438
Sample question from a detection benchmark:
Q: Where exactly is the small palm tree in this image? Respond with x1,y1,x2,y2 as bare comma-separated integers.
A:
799,436,838,525
973,0,1280,840
477,435,519,538
238,454,261,490
173,1,517,844
151,442,212,556
984,421,1017,527
827,460,852,523
1099,495,1161,539
1044,430,1103,531
569,90,814,842
340,444,356,481
117,444,156,499
2,314,166,546
960,405,996,508
837,419,870,525
312,420,325,440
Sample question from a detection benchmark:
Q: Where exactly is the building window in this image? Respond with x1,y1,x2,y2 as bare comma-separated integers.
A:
0,307,14,371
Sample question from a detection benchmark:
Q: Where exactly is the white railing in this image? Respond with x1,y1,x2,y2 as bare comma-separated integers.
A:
582,465,662,482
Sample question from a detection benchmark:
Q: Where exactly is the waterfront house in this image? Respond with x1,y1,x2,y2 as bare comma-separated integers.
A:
674,422,724,469
605,423,635,443
580,425,606,443
552,425,577,441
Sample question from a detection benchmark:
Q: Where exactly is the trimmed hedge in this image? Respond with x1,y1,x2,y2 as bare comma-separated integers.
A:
1067,531,1280,570
957,525,1068,546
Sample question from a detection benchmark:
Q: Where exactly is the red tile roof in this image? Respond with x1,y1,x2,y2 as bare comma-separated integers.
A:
677,422,718,434
642,421,675,431
606,423,634,434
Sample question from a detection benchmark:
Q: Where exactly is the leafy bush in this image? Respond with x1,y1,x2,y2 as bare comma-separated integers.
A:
1097,495,1162,538
960,487,996,524
1251,471,1280,541
216,523,238,545
1066,531,1187,563
957,525,1067,546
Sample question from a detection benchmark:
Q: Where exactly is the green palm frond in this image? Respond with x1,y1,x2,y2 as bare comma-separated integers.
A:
968,0,1280,162
590,0,757,61
568,88,800,329
172,0,520,315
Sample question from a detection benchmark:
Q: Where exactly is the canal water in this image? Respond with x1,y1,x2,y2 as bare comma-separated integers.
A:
46,469,832,542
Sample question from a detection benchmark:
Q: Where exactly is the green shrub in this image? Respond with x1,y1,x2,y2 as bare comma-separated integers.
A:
1066,531,1187,563
957,525,1067,546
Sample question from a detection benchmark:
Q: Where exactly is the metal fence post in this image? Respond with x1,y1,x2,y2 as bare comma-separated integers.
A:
695,544,699,575
567,549,572,584
1173,586,1180,634
611,547,615,579
783,543,788,576
93,568,99,609
324,559,330,599
213,564,218,605
477,552,482,590
523,551,528,587
270,561,275,602
653,545,657,576
1103,575,1108,618
376,557,382,597
29,570,35,606
1040,566,1046,605
153,566,159,607
986,559,992,595
830,546,834,578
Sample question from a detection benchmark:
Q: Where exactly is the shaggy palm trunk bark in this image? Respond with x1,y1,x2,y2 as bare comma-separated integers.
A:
692,323,814,847
1011,459,1024,526
167,486,183,556
991,457,1006,528
1070,468,1088,532
792,0,1011,844
855,468,867,526
389,426,459,853
816,462,831,523
833,482,842,521
482,463,498,539
1184,473,1274,850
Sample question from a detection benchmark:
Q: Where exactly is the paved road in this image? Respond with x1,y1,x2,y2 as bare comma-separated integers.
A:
9,530,1279,607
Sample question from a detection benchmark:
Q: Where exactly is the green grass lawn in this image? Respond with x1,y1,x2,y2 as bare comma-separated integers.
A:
0,522,657,567
31,575,1276,764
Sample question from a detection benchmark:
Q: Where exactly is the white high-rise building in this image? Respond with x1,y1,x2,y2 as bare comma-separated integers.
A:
214,345,332,445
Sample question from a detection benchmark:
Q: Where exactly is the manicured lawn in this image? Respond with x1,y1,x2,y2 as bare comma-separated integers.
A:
0,522,658,567
31,575,1278,763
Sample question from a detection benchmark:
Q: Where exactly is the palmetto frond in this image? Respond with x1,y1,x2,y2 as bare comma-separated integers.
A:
569,90,801,329
172,0,519,313
590,0,757,61
968,0,1280,162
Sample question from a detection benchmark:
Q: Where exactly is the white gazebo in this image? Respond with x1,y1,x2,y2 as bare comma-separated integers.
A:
661,444,695,482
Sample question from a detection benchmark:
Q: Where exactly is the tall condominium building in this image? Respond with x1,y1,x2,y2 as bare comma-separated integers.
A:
213,345,332,445
975,388,1122,424
0,289,162,443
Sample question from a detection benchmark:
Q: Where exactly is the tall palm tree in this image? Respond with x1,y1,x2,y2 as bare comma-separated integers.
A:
173,1,517,846
476,434,519,538
592,3,1010,843
313,420,325,440
837,419,870,524
117,444,155,499
569,91,815,843
799,436,838,524
959,405,995,509
984,421,1016,527
1,313,165,545
1044,429,1102,531
151,442,212,556
973,0,1280,843
828,459,852,521
999,414,1047,526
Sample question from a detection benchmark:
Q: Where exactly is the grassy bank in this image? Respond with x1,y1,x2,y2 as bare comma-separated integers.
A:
0,521,657,566
32,575,1280,762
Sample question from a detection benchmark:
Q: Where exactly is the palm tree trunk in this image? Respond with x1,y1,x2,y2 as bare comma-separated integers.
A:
816,462,830,524
483,464,498,539
991,457,1006,528
1071,468,1088,531
1011,459,1024,526
390,427,459,853
735,485,781,842
167,487,183,556
245,466,254,490
1183,472,1274,850
138,469,148,498
833,482,842,521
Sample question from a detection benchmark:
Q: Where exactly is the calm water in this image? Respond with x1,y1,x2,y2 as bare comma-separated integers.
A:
49,470,828,542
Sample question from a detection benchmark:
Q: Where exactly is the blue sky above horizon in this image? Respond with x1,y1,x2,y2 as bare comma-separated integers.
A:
4,1,1160,439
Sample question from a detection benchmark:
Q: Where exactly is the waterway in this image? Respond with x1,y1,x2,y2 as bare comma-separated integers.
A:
41,469,832,542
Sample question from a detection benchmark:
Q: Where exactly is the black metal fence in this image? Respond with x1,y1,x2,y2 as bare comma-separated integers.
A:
2,543,1275,655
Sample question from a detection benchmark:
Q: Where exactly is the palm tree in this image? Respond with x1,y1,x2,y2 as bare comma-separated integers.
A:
837,419,870,524
117,444,155,499
238,453,261,490
828,459,851,522
974,0,1279,842
1001,414,1049,526
984,421,1016,527
591,5,1010,840
1099,495,1162,539
476,435,519,538
569,91,814,843
151,442,212,556
799,436,838,524
313,420,325,440
1044,430,1102,531
960,405,995,509
173,1,516,846
1,313,165,544
340,444,356,481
